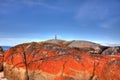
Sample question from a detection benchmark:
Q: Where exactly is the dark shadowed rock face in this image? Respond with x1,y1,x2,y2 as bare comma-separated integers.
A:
0,46,4,71
0,46,3,54
3,40,120,80
102,46,120,55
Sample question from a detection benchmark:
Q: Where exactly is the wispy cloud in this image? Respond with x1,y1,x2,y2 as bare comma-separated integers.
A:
22,0,61,10
0,0,65,14
0,0,84,14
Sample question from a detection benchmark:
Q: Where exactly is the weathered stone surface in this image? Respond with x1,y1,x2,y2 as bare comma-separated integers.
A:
68,40,107,54
102,46,120,55
93,55,120,80
3,40,120,80
45,40,65,45
101,57,120,80
68,40,101,48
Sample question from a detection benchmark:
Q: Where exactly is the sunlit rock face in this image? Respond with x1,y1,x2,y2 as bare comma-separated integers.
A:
0,46,4,71
3,40,120,80
67,40,107,54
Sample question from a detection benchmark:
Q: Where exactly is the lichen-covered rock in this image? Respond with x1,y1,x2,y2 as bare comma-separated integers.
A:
3,40,120,80
101,57,120,80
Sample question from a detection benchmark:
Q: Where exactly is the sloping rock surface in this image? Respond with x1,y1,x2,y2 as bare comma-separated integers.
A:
3,40,120,80
68,40,107,54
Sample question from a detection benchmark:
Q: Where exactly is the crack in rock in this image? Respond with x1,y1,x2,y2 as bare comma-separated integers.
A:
22,52,29,80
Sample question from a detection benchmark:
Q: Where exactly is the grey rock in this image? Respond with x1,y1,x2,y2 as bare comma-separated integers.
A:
102,46,120,55
45,39,65,45
68,40,105,54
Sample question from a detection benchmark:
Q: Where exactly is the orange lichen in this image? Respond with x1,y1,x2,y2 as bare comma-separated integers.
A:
4,49,13,62
40,59,65,74
54,76,74,80
3,41,120,80
0,55,3,62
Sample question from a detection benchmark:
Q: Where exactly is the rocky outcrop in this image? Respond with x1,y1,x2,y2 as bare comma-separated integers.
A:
0,46,4,71
45,40,65,45
68,40,107,54
102,46,120,55
3,41,120,80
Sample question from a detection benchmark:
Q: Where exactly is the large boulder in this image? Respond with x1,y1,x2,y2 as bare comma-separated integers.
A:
3,41,120,80
68,40,107,54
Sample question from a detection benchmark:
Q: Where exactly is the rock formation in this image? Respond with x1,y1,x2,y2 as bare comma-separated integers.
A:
102,46,120,55
68,40,109,54
3,40,120,80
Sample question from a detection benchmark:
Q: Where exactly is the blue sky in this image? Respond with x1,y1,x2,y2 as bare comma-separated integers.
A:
0,0,120,46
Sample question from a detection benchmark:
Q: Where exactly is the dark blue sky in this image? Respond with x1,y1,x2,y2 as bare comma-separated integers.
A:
0,0,120,46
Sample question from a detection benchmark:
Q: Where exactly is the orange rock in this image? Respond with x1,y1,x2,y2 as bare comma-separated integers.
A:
3,41,120,80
